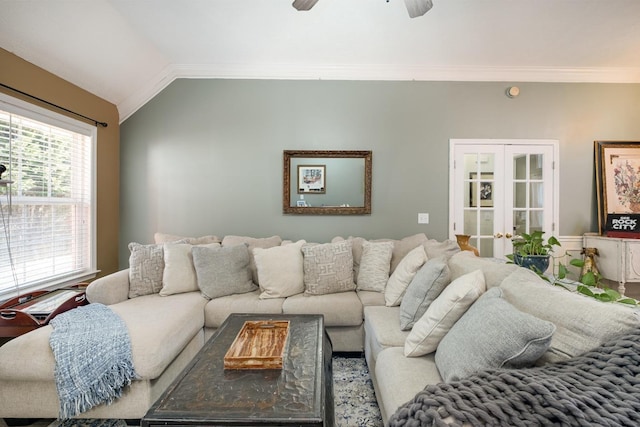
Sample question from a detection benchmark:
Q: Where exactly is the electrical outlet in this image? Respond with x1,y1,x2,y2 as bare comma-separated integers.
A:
418,213,429,224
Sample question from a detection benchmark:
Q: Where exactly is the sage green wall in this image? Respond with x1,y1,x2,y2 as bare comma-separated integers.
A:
119,79,640,267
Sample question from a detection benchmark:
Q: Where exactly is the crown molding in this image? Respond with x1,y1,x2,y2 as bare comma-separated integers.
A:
117,63,640,123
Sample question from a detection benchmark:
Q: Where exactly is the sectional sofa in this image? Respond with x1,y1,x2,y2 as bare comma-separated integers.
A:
1,232,638,425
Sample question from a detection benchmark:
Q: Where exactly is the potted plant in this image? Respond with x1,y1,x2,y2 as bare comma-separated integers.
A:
506,230,560,273
508,233,638,306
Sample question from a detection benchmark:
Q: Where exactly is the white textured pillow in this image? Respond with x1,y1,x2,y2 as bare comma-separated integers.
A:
302,241,355,295
385,245,428,306
357,241,394,292
254,240,306,299
404,269,486,357
160,242,221,296
128,242,164,298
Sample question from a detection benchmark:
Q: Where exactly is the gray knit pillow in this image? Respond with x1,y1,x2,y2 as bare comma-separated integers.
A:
302,241,355,295
192,244,257,300
435,287,556,382
399,257,451,330
128,242,164,298
356,241,394,292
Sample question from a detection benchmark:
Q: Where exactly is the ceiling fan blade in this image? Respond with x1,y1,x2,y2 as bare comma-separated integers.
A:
404,0,433,18
292,0,320,11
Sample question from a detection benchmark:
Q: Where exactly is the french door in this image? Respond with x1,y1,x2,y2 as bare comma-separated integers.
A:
449,140,559,259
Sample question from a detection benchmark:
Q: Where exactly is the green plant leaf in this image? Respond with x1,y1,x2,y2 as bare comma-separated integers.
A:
618,298,639,306
558,263,568,280
547,236,561,246
580,271,597,287
569,258,584,268
577,285,595,297
603,287,621,300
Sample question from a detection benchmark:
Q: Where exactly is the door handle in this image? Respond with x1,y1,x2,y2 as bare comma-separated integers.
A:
494,233,503,239
505,233,513,239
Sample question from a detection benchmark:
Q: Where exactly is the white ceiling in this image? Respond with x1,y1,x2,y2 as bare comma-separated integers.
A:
2,0,640,122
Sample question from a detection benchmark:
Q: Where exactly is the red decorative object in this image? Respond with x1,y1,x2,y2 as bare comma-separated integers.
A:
0,284,88,338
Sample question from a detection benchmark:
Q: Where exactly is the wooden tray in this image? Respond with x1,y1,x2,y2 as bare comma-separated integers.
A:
224,320,290,370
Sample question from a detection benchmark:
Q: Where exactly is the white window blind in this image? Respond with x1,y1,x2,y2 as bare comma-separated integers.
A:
0,94,96,300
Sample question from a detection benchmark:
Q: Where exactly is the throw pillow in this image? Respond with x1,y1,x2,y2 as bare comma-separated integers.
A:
160,242,197,296
128,242,164,298
435,287,556,382
500,267,640,364
302,241,355,295
404,269,486,357
254,240,306,299
356,241,394,292
222,235,283,285
192,244,257,299
399,257,451,330
384,245,428,306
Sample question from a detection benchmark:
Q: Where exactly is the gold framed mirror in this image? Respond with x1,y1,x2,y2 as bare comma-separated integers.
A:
283,150,372,215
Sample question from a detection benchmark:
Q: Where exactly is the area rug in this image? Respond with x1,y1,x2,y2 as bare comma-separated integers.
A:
45,356,383,427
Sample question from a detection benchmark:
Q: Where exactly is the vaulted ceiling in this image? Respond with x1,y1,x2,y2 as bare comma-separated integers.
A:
2,0,640,122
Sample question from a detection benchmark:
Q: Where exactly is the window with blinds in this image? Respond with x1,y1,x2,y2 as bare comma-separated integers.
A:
0,94,96,300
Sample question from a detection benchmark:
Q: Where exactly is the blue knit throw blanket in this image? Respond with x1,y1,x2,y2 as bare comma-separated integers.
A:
49,303,138,419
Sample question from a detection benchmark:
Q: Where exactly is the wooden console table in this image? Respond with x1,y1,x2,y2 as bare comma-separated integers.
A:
583,233,640,296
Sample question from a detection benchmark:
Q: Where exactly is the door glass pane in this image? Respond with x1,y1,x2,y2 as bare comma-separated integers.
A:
514,182,527,208
478,238,494,258
513,210,527,236
480,210,494,235
529,154,543,179
464,210,477,235
514,155,527,179
464,154,478,176
530,211,543,232
530,182,543,208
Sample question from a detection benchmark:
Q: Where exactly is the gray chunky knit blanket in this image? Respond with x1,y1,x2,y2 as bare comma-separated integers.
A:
49,303,137,419
389,330,640,427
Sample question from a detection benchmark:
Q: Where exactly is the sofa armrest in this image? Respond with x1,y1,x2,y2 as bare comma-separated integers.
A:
86,269,130,305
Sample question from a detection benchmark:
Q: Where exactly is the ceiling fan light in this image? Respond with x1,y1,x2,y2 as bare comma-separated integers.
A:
292,0,320,11
404,0,433,18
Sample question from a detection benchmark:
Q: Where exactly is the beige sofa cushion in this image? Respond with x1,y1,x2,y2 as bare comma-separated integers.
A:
448,250,518,288
358,290,386,307
282,291,363,327
500,267,640,364
374,348,442,423
203,290,284,328
0,292,207,382
154,232,221,245
363,306,409,363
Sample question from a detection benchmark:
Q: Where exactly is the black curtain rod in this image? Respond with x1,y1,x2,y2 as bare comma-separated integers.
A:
0,82,108,128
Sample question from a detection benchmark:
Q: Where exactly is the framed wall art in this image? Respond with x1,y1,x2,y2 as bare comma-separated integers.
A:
469,172,493,207
595,141,640,234
297,165,326,194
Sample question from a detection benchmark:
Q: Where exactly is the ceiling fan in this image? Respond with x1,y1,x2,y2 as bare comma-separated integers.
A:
292,0,433,18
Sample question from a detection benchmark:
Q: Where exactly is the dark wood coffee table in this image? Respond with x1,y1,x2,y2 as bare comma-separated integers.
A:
141,313,334,426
